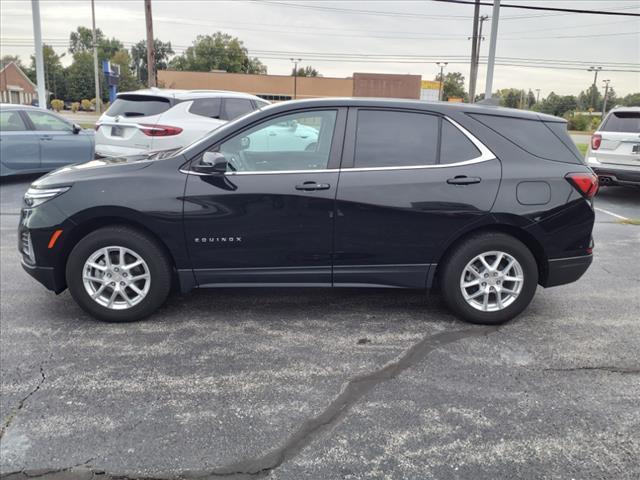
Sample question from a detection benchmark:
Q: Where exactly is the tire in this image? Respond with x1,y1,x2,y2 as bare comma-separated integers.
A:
440,232,538,325
66,226,172,322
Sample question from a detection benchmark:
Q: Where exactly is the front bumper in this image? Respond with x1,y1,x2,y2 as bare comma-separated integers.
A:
542,254,593,288
21,259,66,293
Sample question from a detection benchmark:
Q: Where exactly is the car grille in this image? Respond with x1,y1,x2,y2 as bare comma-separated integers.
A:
21,231,36,264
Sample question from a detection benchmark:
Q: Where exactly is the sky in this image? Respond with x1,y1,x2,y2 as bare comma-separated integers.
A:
1,0,639,97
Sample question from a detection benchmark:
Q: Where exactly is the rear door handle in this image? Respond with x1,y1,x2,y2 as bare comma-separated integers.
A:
295,181,330,191
447,175,481,185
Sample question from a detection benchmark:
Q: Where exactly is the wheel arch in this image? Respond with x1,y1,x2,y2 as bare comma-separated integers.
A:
431,223,548,289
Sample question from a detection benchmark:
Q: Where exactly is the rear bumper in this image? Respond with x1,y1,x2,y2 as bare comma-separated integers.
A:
589,163,640,186
542,254,593,288
21,260,65,293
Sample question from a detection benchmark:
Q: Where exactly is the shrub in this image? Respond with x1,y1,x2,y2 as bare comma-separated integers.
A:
565,113,591,131
81,99,92,111
71,102,80,113
50,99,64,112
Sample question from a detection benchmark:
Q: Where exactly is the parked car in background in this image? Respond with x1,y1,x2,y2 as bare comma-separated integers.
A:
20,99,595,325
0,104,94,177
94,89,269,158
586,106,640,187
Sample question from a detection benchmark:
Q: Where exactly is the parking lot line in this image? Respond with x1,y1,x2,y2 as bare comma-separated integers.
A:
594,206,629,221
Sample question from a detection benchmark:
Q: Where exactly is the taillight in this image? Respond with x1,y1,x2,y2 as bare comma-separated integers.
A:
565,172,598,200
139,124,183,137
591,134,601,150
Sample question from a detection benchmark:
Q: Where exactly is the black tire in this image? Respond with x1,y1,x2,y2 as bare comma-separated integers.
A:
66,226,172,322
440,232,538,325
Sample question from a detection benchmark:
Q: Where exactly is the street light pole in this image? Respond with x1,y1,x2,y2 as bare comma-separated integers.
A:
535,88,540,103
291,58,301,99
30,0,46,108
145,0,156,87
601,79,611,117
468,0,481,103
436,62,448,101
91,0,101,114
484,0,500,100
587,66,602,110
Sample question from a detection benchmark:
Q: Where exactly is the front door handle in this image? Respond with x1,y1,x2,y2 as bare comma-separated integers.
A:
40,135,53,141
295,181,330,191
447,175,481,185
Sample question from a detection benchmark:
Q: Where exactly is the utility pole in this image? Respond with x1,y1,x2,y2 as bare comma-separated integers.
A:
145,0,156,87
484,0,500,100
436,62,448,101
587,66,602,110
91,0,101,113
291,58,301,99
535,88,540,103
31,0,46,107
468,0,481,103
601,79,611,117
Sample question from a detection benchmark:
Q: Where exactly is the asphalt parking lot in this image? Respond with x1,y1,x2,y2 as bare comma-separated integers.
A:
1,175,639,479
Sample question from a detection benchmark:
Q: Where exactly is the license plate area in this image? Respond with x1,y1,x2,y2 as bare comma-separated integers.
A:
111,126,124,137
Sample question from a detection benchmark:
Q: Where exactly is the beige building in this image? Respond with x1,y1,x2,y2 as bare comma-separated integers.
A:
0,62,37,105
157,70,422,101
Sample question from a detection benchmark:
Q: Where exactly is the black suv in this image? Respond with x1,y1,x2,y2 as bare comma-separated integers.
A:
19,99,596,324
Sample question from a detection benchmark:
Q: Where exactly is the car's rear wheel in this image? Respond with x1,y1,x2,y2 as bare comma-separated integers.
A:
440,232,538,325
66,226,172,322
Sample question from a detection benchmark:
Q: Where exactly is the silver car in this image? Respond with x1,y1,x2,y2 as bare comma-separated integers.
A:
0,104,94,177
586,106,640,187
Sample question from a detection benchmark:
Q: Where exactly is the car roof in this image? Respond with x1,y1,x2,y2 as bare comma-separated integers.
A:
257,97,566,122
608,106,640,113
0,103,46,111
116,88,266,102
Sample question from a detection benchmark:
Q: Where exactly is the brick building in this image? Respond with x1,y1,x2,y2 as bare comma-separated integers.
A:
0,62,37,105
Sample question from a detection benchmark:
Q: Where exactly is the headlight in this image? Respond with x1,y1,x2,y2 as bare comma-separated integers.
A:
24,186,70,208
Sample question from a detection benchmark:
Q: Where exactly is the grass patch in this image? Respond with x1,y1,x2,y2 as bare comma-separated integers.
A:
576,143,588,156
79,122,96,129
618,219,640,226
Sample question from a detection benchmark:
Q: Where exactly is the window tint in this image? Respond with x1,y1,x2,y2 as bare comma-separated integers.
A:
354,110,438,168
105,95,171,118
602,111,640,133
469,113,581,164
25,111,71,131
211,110,337,172
0,111,27,131
189,98,222,118
223,99,254,121
440,120,480,164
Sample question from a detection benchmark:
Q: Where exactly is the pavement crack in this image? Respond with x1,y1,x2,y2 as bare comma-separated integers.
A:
0,365,46,439
544,366,640,374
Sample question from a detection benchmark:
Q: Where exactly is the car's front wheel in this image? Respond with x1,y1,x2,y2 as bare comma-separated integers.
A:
66,226,172,322
440,232,538,325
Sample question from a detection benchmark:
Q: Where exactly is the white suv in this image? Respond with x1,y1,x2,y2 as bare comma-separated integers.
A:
586,106,640,187
95,89,269,158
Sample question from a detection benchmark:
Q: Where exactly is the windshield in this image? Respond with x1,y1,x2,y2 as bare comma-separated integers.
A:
105,95,171,118
601,111,640,133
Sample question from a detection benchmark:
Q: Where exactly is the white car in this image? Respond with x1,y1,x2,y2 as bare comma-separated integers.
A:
95,89,269,158
246,119,319,152
586,106,640,188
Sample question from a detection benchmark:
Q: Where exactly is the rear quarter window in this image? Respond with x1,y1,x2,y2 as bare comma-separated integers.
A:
601,111,640,133
106,95,171,118
469,113,582,164
189,98,222,119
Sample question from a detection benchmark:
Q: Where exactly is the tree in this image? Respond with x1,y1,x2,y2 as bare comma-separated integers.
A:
65,52,98,101
110,49,141,93
620,92,640,107
99,38,124,62
497,88,524,109
169,32,266,74
536,92,578,117
526,89,536,109
435,71,467,101
28,45,66,101
578,84,602,112
1,54,24,69
69,26,103,54
131,39,174,83
292,66,319,77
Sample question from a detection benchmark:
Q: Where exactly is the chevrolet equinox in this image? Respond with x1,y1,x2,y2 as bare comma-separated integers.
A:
19,98,596,324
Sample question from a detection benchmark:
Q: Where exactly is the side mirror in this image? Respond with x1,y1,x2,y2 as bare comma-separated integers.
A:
72,123,82,134
194,151,229,174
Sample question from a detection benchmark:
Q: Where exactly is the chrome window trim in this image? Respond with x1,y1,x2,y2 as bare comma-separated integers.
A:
180,114,497,176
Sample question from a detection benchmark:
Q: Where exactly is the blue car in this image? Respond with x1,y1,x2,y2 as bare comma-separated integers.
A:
0,104,94,177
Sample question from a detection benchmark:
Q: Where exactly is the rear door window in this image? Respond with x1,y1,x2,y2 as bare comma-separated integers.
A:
222,99,254,121
440,120,480,164
0,111,28,131
189,98,222,119
601,111,640,133
105,95,171,118
354,110,439,168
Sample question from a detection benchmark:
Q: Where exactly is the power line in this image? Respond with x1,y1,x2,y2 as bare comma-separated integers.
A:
432,0,640,16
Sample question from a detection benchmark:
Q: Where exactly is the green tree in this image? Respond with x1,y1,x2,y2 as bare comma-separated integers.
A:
99,38,124,62
65,52,98,101
536,92,578,117
526,89,536,109
169,32,266,74
69,26,103,54
0,54,24,69
578,84,602,112
292,65,319,77
435,71,467,101
131,39,174,83
497,88,524,109
110,49,141,93
27,45,66,101
621,92,640,107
